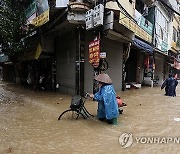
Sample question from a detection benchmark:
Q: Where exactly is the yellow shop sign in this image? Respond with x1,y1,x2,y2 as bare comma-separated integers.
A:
31,9,49,27
119,12,152,43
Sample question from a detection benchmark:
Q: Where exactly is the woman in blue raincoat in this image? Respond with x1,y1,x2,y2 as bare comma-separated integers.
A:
90,73,119,124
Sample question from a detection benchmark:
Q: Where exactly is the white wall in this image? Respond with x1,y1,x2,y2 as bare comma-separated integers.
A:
155,2,171,52
103,38,123,91
55,31,76,95
169,0,179,12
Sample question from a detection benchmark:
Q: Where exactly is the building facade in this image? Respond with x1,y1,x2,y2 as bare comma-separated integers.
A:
1,0,180,95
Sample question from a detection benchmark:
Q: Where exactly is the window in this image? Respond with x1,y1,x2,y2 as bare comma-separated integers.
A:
156,9,168,42
173,27,177,42
159,28,164,40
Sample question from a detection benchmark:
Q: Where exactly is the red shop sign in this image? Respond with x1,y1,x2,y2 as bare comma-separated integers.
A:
88,39,100,66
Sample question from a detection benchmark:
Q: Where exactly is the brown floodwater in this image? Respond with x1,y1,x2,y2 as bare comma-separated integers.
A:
0,82,180,154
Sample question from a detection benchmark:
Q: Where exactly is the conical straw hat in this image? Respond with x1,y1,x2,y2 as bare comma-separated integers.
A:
94,73,112,84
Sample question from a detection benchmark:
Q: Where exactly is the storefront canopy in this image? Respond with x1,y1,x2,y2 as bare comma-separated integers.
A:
133,38,153,54
20,43,42,61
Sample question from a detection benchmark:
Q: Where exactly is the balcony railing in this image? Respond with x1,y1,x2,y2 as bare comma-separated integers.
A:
135,10,153,36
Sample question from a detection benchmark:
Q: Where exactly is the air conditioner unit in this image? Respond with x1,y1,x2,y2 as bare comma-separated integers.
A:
85,9,94,30
93,4,104,27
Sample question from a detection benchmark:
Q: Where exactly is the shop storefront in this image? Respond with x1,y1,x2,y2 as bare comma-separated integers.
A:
125,37,154,87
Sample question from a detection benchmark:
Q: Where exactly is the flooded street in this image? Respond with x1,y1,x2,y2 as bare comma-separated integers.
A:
0,82,180,154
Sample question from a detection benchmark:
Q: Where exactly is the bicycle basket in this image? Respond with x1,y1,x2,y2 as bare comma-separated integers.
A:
70,95,83,109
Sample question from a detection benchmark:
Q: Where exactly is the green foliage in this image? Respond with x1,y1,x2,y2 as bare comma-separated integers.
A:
0,0,32,60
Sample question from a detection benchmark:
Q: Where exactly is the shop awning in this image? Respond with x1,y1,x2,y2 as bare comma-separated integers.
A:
20,43,42,60
133,38,153,54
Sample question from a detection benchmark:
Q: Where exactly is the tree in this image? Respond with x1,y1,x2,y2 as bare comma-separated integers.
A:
0,0,31,61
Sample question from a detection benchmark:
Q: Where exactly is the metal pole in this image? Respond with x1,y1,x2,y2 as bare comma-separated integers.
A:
78,27,81,95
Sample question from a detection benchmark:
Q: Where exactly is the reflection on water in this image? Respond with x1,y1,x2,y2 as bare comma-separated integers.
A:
0,82,180,154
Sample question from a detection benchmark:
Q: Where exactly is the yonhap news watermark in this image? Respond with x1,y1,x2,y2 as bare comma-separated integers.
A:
119,133,180,148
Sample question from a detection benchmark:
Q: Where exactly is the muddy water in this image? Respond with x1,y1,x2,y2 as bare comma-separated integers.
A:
0,82,180,154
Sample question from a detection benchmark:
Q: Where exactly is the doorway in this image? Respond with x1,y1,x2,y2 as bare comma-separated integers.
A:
125,50,137,82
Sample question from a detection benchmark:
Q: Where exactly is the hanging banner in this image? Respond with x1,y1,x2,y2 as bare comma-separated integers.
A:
31,9,49,27
89,39,100,67
27,13,36,25
56,0,69,8
25,1,36,19
144,55,149,69
25,1,37,25
36,0,49,16
25,0,49,27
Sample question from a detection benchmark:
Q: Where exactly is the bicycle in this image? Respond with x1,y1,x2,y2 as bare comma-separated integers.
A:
58,93,94,121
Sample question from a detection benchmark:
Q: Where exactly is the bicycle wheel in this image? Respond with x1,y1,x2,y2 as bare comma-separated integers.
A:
58,109,86,121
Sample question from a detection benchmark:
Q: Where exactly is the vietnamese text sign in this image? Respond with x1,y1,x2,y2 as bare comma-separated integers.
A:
31,9,49,27
26,0,49,27
89,39,100,65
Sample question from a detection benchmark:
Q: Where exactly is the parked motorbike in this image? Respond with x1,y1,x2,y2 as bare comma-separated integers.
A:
116,96,127,114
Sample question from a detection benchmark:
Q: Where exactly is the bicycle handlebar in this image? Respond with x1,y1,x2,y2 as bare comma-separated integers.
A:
84,92,90,98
